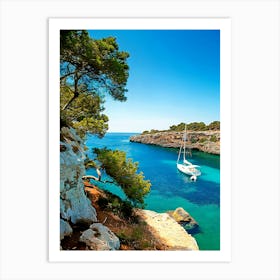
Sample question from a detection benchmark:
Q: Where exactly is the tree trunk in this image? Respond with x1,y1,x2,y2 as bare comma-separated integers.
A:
61,74,80,111
82,175,100,181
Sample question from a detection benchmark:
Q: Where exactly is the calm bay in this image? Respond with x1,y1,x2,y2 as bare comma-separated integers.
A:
85,132,220,250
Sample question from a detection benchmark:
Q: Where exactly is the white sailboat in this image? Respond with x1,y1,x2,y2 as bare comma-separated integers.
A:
177,125,201,181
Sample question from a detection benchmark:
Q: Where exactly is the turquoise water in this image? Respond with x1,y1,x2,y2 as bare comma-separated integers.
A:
85,133,220,250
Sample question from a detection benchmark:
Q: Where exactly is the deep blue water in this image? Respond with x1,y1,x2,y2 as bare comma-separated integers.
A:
85,133,220,250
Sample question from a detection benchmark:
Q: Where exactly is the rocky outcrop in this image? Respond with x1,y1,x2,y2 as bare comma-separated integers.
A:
167,207,199,232
60,219,73,240
60,127,97,232
60,127,120,249
135,209,199,250
130,131,220,155
80,223,120,250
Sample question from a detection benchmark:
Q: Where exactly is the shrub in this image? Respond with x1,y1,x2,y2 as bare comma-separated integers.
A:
116,225,147,247
94,148,151,207
187,122,207,131
190,137,197,143
199,137,207,143
168,121,220,132
208,121,220,130
120,200,133,219
210,135,217,142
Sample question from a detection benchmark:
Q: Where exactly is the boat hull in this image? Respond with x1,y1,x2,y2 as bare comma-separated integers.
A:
177,163,201,176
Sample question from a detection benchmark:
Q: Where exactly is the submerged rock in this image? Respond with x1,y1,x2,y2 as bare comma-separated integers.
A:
79,223,120,250
135,209,199,250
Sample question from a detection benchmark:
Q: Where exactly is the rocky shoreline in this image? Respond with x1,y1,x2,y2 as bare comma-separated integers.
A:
130,130,220,155
135,209,199,250
60,127,199,251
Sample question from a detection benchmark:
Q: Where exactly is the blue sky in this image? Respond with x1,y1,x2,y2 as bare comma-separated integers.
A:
88,30,220,133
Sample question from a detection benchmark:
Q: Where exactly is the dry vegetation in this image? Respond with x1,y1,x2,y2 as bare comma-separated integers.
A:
61,183,169,250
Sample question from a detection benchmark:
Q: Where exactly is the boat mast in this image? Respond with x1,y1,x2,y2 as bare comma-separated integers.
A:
183,124,187,161
177,142,182,163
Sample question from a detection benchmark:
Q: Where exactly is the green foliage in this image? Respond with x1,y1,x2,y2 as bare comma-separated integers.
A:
94,148,151,207
117,222,147,242
142,130,149,134
169,122,185,131
60,87,109,138
150,129,160,134
60,30,129,101
140,129,162,134
97,191,134,219
187,122,207,131
120,200,134,219
60,30,129,138
210,135,218,142
141,129,159,134
169,121,220,132
117,226,144,243
199,137,207,143
190,137,197,144
169,122,207,131
130,226,144,240
116,222,151,249
208,121,220,130
170,122,207,131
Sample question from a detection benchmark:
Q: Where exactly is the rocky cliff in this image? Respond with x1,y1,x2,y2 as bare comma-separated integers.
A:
60,127,120,250
130,130,220,155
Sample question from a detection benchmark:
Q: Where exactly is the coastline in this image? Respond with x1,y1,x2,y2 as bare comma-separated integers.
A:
61,182,199,251
60,127,199,251
85,131,221,250
130,130,220,155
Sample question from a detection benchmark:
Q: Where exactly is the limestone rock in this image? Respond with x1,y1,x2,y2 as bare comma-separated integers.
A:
168,207,198,232
60,219,72,240
79,223,120,250
60,127,97,239
64,186,97,224
135,209,199,250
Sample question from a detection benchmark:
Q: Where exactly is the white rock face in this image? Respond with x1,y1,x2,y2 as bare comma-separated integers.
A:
79,223,120,250
60,128,97,240
60,219,72,240
136,209,199,250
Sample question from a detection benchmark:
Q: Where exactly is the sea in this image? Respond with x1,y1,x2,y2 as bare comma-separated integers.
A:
85,132,220,250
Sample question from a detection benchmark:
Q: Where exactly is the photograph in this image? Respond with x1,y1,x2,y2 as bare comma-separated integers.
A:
59,28,222,252
1,0,279,278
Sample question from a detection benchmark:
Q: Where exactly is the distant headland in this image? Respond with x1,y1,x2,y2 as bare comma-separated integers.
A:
130,121,220,155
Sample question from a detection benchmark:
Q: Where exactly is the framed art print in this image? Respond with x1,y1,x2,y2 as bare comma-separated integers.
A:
49,18,231,262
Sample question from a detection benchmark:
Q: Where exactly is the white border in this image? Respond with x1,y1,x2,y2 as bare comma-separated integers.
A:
49,18,231,262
